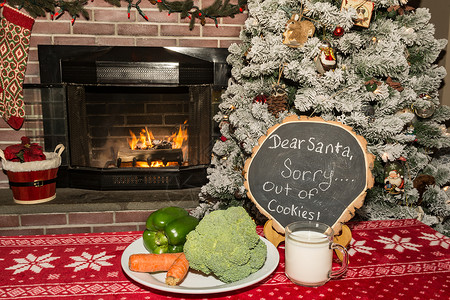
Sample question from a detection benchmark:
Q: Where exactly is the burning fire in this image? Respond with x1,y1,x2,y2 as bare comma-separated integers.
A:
128,123,187,150
171,124,188,149
127,122,188,167
128,127,155,150
135,161,166,168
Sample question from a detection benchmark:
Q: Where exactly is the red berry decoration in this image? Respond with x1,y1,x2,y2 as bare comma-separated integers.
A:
220,136,227,142
253,94,268,104
333,26,344,37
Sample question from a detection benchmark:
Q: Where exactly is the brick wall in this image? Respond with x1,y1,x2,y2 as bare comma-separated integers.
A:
0,88,45,188
0,210,152,236
0,0,247,188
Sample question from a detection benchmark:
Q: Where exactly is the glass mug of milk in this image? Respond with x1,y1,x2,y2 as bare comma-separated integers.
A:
284,221,349,287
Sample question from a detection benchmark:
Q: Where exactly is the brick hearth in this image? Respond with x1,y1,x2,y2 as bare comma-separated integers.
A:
0,187,199,236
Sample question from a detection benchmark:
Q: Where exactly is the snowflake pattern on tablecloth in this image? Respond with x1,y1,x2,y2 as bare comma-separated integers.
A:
65,251,114,272
348,239,376,256
107,271,119,277
375,234,422,252
5,253,59,274
419,232,450,249
47,273,60,280
0,223,449,299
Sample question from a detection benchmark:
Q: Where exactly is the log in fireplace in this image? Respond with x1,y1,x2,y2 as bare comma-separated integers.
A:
38,45,230,190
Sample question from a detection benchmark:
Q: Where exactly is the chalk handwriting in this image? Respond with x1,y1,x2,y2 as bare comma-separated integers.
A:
268,134,353,160
246,120,369,229
280,158,334,191
267,199,321,221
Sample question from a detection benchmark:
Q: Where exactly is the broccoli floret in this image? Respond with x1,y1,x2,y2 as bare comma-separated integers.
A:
183,206,267,283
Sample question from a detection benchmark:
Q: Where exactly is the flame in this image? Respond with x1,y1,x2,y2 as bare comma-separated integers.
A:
170,121,188,149
150,161,165,167
135,161,149,168
129,122,187,151
127,122,188,167
143,127,155,148
128,130,138,150
133,161,179,168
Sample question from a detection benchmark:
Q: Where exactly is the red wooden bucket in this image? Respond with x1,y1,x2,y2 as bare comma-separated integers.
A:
6,168,59,204
1,144,64,204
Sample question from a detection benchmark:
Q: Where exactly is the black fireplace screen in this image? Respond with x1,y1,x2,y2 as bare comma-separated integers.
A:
67,85,211,168
38,45,229,190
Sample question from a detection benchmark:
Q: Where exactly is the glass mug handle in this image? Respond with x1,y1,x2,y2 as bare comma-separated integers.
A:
329,242,349,278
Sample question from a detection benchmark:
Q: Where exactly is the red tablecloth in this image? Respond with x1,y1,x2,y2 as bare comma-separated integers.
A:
0,219,449,299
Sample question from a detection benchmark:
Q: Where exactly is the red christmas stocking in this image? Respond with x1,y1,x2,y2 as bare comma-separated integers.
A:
0,4,34,130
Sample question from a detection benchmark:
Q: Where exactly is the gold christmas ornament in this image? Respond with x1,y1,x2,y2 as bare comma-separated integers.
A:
413,94,436,119
282,13,315,48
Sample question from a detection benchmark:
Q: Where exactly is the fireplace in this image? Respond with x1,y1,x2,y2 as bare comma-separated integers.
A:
38,45,230,190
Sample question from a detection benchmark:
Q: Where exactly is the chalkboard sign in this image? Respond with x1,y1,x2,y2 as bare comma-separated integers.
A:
244,115,374,234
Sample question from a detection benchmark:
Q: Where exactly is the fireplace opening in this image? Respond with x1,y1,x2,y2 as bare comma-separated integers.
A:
38,45,230,190
119,120,187,168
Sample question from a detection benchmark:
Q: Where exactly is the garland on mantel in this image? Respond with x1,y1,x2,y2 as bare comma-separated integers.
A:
1,0,247,29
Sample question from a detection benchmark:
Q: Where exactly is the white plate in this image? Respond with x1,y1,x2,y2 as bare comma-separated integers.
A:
121,236,280,294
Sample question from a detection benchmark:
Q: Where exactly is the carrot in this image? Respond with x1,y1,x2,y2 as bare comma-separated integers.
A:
129,253,182,273
165,253,190,286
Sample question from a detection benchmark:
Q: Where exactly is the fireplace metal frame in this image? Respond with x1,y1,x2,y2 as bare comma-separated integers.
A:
68,165,208,190
38,45,230,190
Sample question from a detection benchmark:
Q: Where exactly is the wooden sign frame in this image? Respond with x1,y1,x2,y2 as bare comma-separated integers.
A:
244,115,375,236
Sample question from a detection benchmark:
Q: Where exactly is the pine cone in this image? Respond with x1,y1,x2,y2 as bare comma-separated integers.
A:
267,92,288,117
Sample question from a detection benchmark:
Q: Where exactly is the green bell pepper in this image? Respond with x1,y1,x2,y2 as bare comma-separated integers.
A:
142,206,199,254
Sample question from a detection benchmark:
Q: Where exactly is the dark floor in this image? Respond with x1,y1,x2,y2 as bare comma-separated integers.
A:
0,187,201,214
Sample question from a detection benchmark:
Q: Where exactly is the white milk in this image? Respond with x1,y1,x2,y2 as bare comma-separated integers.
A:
285,230,332,286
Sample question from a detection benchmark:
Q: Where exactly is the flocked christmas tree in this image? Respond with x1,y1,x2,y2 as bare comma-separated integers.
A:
199,0,450,235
